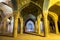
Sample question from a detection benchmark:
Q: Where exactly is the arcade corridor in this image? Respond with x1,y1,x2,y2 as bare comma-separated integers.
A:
0,0,60,40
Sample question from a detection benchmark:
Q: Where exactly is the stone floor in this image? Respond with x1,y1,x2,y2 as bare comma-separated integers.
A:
0,33,60,40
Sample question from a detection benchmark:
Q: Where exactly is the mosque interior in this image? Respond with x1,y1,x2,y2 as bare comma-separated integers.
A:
0,0,60,40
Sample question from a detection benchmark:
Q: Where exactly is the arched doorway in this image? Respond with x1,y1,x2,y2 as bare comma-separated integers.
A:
25,19,34,32
49,2,60,33
48,16,55,33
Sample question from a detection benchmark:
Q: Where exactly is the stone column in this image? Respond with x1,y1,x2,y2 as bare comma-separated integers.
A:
55,20,59,34
47,20,50,33
2,20,7,34
43,0,50,37
13,11,19,37
20,17,23,34
37,16,41,35
43,13,49,36
35,21,37,33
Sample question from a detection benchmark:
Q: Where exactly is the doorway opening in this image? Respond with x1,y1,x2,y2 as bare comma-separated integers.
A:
25,19,35,33
48,16,55,33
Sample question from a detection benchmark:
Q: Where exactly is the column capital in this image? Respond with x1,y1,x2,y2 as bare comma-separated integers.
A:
43,12,48,17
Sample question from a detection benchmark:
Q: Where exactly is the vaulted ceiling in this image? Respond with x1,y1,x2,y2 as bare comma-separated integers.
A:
49,5,60,16
11,0,60,18
21,2,42,19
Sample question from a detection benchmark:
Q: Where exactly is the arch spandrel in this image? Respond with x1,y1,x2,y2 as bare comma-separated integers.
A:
48,0,60,9
48,11,58,21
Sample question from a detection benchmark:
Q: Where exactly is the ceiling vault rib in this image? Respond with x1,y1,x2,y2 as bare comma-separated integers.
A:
20,3,30,12
31,1,42,10
20,1,42,12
